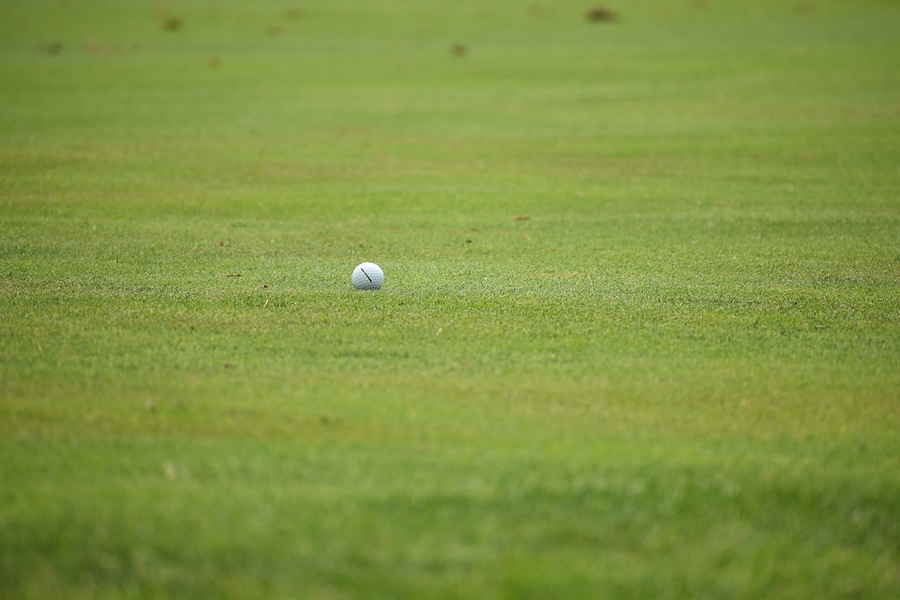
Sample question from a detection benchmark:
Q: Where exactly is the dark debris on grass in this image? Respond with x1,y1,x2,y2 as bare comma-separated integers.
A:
585,6,617,22
162,16,183,32
40,42,64,56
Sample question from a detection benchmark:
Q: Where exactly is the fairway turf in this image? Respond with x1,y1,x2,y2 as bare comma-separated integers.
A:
2,1,900,598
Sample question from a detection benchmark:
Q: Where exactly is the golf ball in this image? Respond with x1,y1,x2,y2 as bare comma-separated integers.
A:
352,262,384,290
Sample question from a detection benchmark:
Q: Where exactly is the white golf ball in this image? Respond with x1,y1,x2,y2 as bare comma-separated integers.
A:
352,262,384,290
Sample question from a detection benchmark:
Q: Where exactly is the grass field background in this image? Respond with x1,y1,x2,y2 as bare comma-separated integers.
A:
2,1,899,597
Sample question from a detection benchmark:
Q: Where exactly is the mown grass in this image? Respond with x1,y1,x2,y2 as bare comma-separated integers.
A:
2,1,899,597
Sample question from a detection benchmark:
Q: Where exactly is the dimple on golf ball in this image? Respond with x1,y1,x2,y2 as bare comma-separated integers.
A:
352,262,384,290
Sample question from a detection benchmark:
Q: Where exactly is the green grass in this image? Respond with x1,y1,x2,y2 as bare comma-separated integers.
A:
2,0,899,597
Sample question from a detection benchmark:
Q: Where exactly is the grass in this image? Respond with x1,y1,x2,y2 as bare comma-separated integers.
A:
2,0,899,597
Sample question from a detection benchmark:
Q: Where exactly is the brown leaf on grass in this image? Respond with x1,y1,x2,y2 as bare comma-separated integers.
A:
451,43,467,57
585,6,617,22
529,4,547,18
513,215,531,221
83,40,112,55
208,56,222,69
